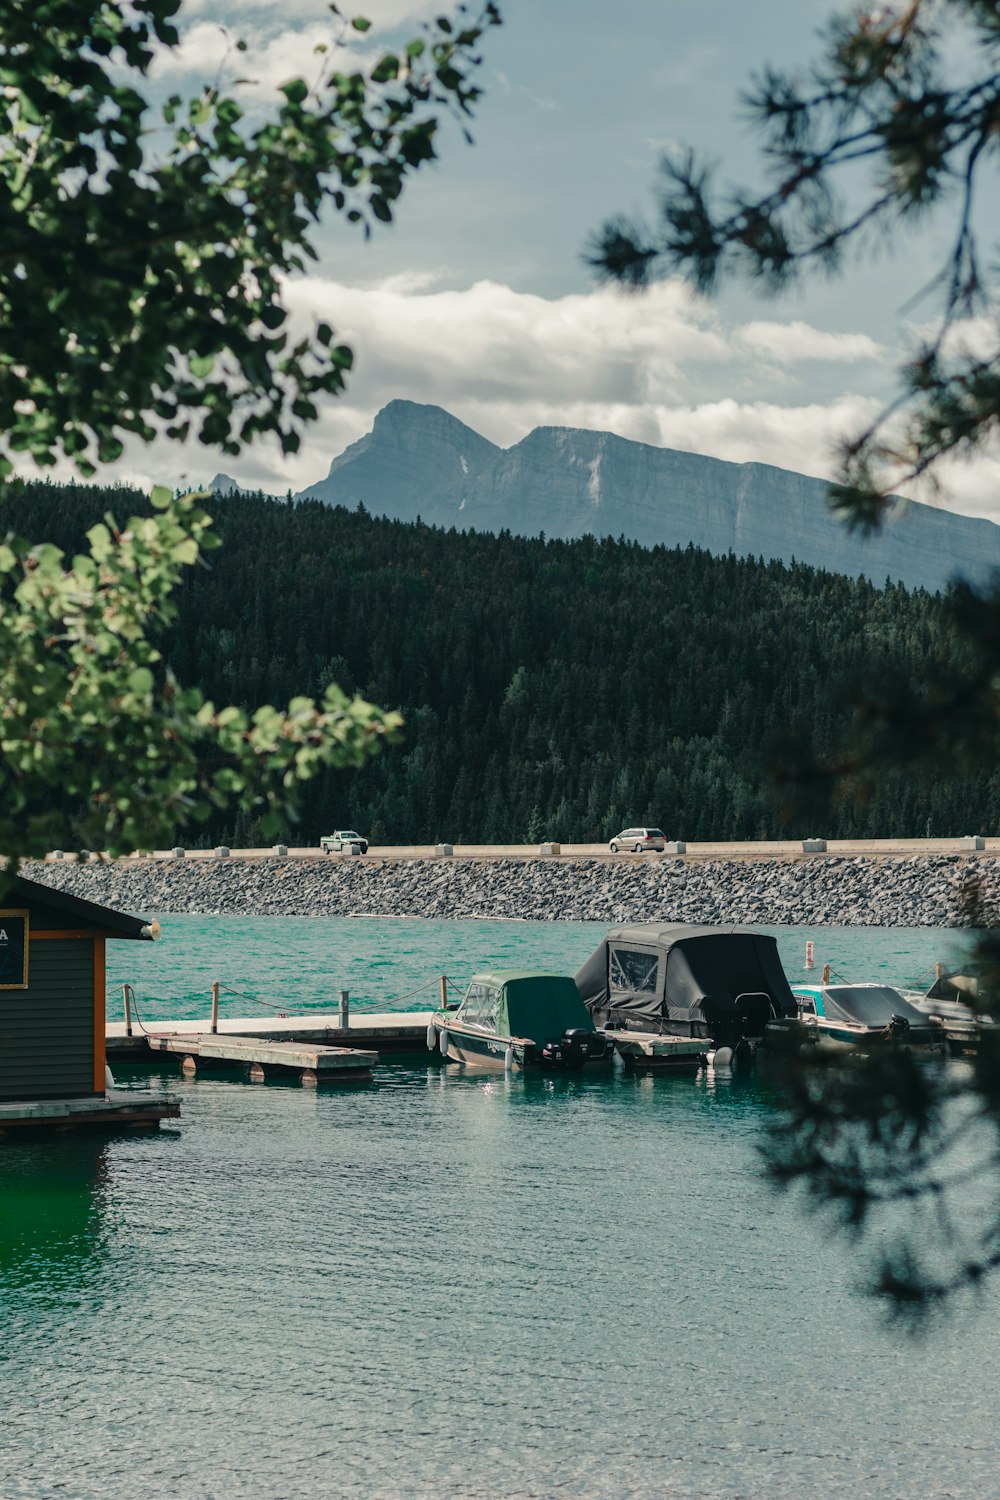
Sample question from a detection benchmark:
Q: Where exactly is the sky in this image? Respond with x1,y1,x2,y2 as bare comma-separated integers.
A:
109,0,999,516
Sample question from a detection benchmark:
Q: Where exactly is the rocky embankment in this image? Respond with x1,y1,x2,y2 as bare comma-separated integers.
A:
23,854,1000,926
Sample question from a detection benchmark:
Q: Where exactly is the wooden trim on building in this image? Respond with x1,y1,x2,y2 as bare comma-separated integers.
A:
0,907,30,989
93,937,106,1094
32,929,122,941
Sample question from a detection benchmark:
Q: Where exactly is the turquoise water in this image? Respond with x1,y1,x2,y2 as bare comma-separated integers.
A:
102,915,973,1025
3,919,996,1500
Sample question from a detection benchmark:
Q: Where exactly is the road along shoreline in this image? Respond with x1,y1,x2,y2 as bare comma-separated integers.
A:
23,852,1000,926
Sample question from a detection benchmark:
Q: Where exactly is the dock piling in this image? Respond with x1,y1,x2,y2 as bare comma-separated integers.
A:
122,983,134,1038
440,974,448,1010
211,981,220,1034
338,989,350,1028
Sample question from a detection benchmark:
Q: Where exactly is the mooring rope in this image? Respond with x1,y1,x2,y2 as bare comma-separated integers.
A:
218,983,289,1016
122,983,152,1034
217,973,448,1014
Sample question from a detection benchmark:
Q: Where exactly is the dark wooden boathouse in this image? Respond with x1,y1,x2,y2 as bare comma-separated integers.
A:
0,874,177,1133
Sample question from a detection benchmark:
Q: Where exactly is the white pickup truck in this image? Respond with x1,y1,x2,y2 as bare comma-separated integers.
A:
320,829,369,854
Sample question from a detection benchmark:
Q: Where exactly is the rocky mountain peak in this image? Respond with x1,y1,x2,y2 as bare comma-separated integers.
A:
289,403,1000,592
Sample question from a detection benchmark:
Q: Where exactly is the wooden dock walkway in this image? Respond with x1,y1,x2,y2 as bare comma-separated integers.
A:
145,1033,378,1083
107,1010,434,1061
0,1090,180,1136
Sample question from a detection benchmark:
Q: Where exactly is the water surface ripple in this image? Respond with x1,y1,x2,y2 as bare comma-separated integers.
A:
2,918,994,1499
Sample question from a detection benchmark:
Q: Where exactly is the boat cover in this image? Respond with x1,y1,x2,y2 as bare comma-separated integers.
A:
925,965,997,1010
456,971,595,1048
820,985,931,1028
574,924,798,1041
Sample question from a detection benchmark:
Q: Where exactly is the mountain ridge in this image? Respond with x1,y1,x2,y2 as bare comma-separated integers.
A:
275,399,1000,592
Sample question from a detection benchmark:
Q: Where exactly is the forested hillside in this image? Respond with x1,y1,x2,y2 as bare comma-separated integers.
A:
8,480,994,846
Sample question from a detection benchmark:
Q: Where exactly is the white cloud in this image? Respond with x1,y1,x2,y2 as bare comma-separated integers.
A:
154,1,452,95
282,275,733,412
37,275,997,520
738,321,884,364
150,19,354,96
183,0,441,25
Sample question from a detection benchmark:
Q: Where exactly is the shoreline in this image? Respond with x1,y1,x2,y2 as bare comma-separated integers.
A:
23,851,1000,926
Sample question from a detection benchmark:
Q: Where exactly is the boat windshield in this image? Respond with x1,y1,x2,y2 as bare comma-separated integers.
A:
823,985,927,1027
457,981,500,1032
610,948,659,995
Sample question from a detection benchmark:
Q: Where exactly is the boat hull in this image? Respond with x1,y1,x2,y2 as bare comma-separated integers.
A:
802,1020,946,1054
429,1018,611,1072
440,1027,525,1071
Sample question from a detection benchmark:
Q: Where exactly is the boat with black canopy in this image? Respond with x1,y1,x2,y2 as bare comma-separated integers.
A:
574,924,800,1070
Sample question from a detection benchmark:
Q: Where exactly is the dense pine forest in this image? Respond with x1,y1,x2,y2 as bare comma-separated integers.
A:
7,479,996,846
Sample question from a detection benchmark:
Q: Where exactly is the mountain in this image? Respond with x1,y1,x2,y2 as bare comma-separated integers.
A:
294,399,1000,594
208,472,247,495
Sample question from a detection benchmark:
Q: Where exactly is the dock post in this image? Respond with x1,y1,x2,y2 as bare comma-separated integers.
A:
339,989,350,1029
211,981,220,1034
822,963,830,985
122,984,133,1038
440,974,448,1010
935,961,944,979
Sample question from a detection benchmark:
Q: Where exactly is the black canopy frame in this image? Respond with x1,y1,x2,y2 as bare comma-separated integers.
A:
574,924,798,1047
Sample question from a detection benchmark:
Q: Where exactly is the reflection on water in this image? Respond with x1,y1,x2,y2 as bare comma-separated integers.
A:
0,1139,110,1295
4,919,999,1500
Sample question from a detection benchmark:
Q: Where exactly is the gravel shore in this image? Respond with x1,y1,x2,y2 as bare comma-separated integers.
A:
23,853,1000,926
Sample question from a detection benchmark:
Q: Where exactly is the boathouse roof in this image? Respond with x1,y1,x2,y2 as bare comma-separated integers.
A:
10,873,156,941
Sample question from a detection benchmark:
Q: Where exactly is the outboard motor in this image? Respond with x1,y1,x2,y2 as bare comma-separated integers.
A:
733,1036,756,1070
541,1028,608,1070
888,1014,911,1040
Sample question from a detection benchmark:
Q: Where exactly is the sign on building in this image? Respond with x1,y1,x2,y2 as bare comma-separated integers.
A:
0,909,29,988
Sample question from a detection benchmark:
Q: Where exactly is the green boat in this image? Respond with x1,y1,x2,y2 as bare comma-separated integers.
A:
427,970,612,1072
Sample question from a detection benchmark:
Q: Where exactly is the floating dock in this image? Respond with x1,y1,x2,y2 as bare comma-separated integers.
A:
611,1034,708,1073
145,1032,378,1084
107,1010,433,1061
0,1089,180,1136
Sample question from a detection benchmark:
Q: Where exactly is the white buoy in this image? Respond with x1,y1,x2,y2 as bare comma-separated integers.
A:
504,1045,515,1071
104,1063,115,1091
612,1048,624,1072
711,1046,734,1069
426,1022,437,1052
440,1029,450,1059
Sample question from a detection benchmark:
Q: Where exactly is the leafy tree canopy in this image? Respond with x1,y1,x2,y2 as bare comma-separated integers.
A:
0,0,499,860
1,0,498,474
593,0,1000,1322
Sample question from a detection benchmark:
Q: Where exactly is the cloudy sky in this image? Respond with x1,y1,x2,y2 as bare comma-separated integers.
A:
122,0,998,516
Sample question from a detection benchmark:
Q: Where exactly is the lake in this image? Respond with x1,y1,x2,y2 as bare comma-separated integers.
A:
1,917,995,1499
